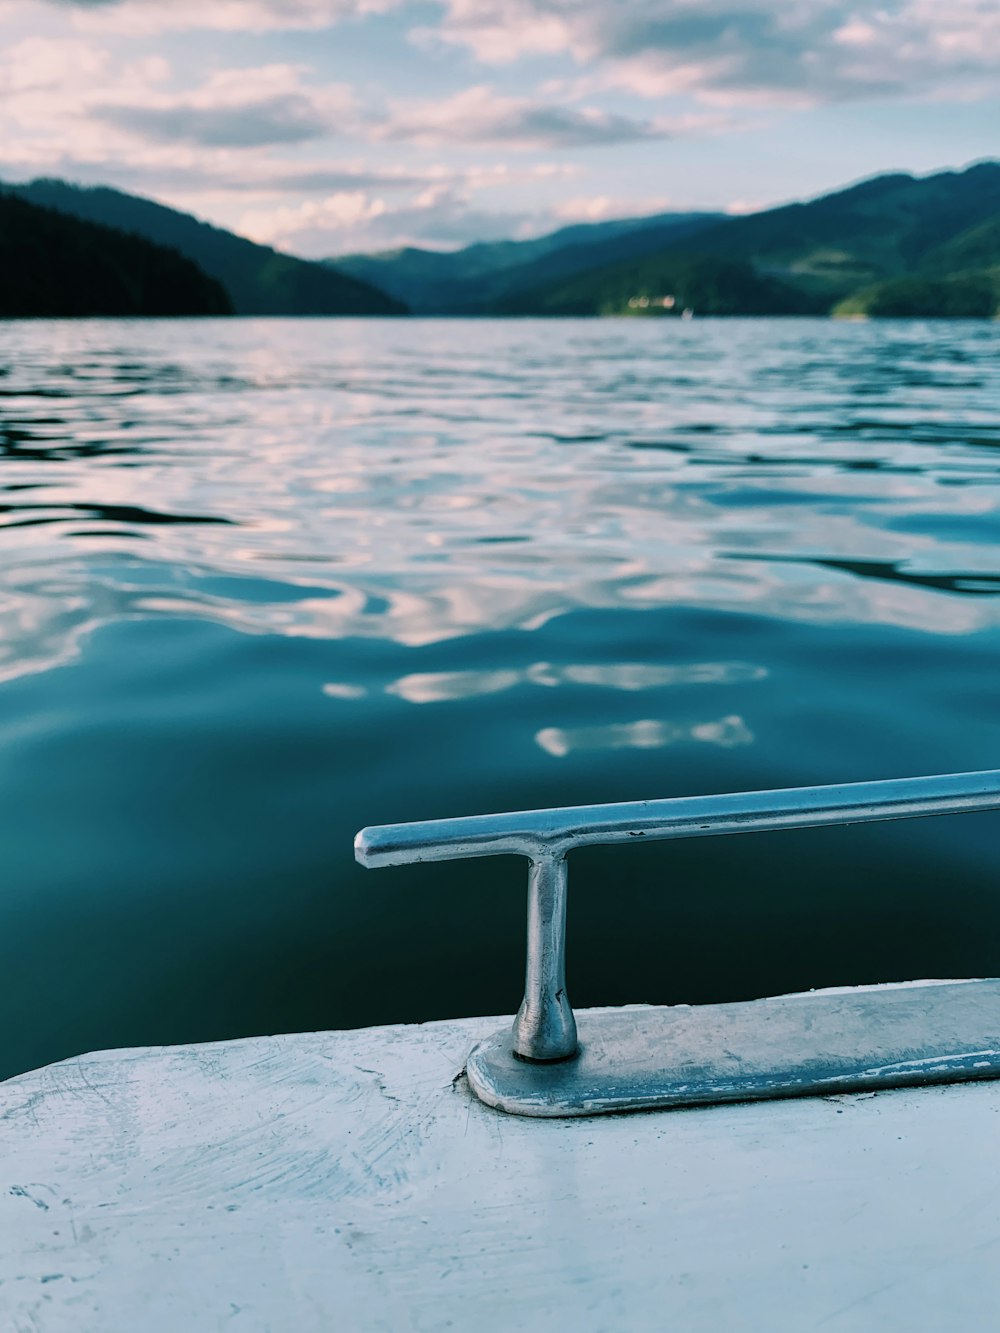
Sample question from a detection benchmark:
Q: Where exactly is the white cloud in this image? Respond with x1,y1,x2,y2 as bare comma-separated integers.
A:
92,65,354,147
552,194,620,221
0,46,370,193
24,0,1000,106
375,85,724,150
238,169,604,254
3,0,995,256
551,192,674,222
410,1,568,61
0,36,175,164
238,181,528,253
427,0,1000,106
725,197,766,215
40,0,401,34
240,190,388,247
0,34,114,94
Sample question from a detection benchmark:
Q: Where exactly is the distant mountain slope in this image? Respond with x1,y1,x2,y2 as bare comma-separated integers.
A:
507,253,814,317
5,180,405,316
332,211,723,313
833,209,1000,318
834,271,1000,318
516,162,1000,317
0,191,231,317
920,215,1000,274
675,161,1000,299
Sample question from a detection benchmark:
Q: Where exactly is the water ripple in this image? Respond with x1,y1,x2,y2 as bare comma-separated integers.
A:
2,315,1000,1079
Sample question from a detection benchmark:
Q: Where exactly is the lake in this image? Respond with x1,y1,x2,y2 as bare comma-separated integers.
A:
1,315,999,1081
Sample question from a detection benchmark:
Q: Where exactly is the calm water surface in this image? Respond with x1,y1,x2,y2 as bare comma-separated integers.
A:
2,316,1000,1080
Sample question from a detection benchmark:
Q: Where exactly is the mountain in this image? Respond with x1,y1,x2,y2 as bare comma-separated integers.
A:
0,190,231,317
8,164,996,321
331,212,723,313
922,215,1000,273
834,271,1000,318
504,162,1000,318
4,179,405,316
834,212,1000,317
508,253,814,317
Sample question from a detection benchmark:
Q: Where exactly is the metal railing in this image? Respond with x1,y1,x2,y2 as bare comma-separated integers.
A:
355,770,1000,1062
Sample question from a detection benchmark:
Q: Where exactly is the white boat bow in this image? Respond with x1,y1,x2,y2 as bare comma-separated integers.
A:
5,771,1000,1329
2,993,1000,1331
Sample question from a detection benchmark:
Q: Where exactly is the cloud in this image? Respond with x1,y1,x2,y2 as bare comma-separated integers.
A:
232,165,440,192
375,85,720,150
0,143,442,198
30,0,1000,105
0,34,115,97
93,94,332,147
39,0,401,33
0,36,175,167
239,180,569,254
0,47,366,185
241,190,388,248
410,1,567,61
10,0,996,259
0,35,580,219
89,64,352,147
551,192,674,222
428,0,1000,105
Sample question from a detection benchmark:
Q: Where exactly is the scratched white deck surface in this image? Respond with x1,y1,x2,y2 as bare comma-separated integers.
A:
3,1000,1000,1332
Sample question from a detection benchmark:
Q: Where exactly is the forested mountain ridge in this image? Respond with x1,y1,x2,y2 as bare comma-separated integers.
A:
332,211,724,313
0,191,231,317
834,209,1000,318
509,162,1000,318
5,163,996,320
4,179,406,316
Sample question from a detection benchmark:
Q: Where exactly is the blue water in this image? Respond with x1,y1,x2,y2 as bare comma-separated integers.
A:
2,316,999,1080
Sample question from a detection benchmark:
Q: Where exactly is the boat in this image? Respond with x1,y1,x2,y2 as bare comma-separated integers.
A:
3,770,1000,1329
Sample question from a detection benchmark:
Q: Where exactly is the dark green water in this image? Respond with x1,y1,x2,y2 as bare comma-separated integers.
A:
2,316,999,1081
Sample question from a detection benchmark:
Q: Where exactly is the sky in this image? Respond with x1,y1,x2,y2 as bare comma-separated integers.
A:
0,0,997,258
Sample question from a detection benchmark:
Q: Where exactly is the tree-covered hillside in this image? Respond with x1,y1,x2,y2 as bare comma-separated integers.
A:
510,162,1000,318
7,164,996,321
0,191,231,317
833,209,1000,317
332,212,723,313
504,253,814,316
5,180,405,316
834,272,999,318
918,215,1000,275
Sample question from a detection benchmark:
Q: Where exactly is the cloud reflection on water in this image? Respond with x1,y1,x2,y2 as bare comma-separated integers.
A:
387,660,767,703
1,318,1000,688
535,714,755,758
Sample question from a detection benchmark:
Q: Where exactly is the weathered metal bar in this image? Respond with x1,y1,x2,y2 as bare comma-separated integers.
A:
355,770,1000,1065
512,854,576,1061
468,981,1000,1117
355,770,1000,867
